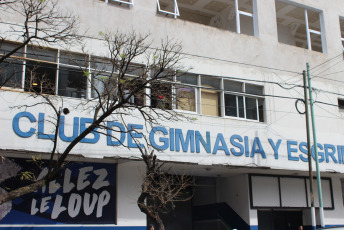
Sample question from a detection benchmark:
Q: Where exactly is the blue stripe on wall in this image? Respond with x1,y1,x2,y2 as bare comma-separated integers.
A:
0,227,146,230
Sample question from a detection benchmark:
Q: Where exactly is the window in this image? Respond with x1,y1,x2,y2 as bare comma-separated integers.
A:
275,0,324,52
105,0,133,6
24,46,57,94
0,41,89,99
340,17,344,50
157,0,257,36
224,81,264,122
151,80,172,110
157,0,180,18
201,76,220,116
58,52,88,99
0,41,265,122
0,42,24,88
338,98,344,110
175,73,197,112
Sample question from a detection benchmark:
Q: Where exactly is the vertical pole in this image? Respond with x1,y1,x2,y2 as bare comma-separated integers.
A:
303,70,316,230
305,9,312,51
235,0,240,34
307,63,325,228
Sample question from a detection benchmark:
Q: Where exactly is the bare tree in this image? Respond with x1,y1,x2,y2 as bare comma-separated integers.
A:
0,30,194,230
0,0,79,87
138,149,193,230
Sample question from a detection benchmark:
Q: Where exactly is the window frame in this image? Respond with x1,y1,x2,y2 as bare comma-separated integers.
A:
174,73,198,114
235,0,257,36
0,41,266,122
275,0,326,53
156,0,180,19
223,81,264,122
105,0,134,6
339,17,344,51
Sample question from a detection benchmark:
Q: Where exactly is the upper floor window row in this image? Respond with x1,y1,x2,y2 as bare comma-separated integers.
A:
175,73,265,122
275,0,324,53
157,0,258,36
0,41,265,122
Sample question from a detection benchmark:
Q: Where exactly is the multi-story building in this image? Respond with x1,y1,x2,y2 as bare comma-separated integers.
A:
1,0,344,229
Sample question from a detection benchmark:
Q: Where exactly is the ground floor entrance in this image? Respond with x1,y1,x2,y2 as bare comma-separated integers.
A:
258,210,303,230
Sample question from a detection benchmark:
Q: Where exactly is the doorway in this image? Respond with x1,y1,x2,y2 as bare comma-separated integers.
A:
258,210,303,230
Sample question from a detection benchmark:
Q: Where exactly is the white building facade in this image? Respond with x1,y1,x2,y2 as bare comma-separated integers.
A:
1,0,344,230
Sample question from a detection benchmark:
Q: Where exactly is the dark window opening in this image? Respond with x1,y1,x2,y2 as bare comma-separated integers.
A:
151,81,172,110
24,61,56,94
338,98,344,110
0,60,23,88
58,67,86,98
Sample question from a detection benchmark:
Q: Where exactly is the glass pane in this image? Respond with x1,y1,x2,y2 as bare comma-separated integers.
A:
0,42,24,88
60,51,88,67
176,73,197,86
224,80,242,93
245,83,263,95
177,87,196,112
0,60,22,88
91,57,113,73
25,61,56,94
151,81,172,109
91,73,113,98
0,42,24,57
27,46,56,62
238,96,245,118
125,64,145,77
58,67,86,98
201,76,220,90
245,97,257,120
176,73,196,112
123,78,145,106
225,94,237,117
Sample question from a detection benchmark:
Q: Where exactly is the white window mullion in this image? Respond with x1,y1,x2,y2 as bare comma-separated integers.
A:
256,98,259,121
305,9,312,50
220,78,225,117
172,71,177,109
243,96,246,119
86,55,91,99
55,49,60,95
21,45,27,90
236,95,239,117
146,67,151,107
197,75,201,114
239,11,253,17
235,0,240,34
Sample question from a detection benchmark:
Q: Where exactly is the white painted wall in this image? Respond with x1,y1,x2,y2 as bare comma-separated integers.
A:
2,0,344,227
218,175,251,225
117,161,146,226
